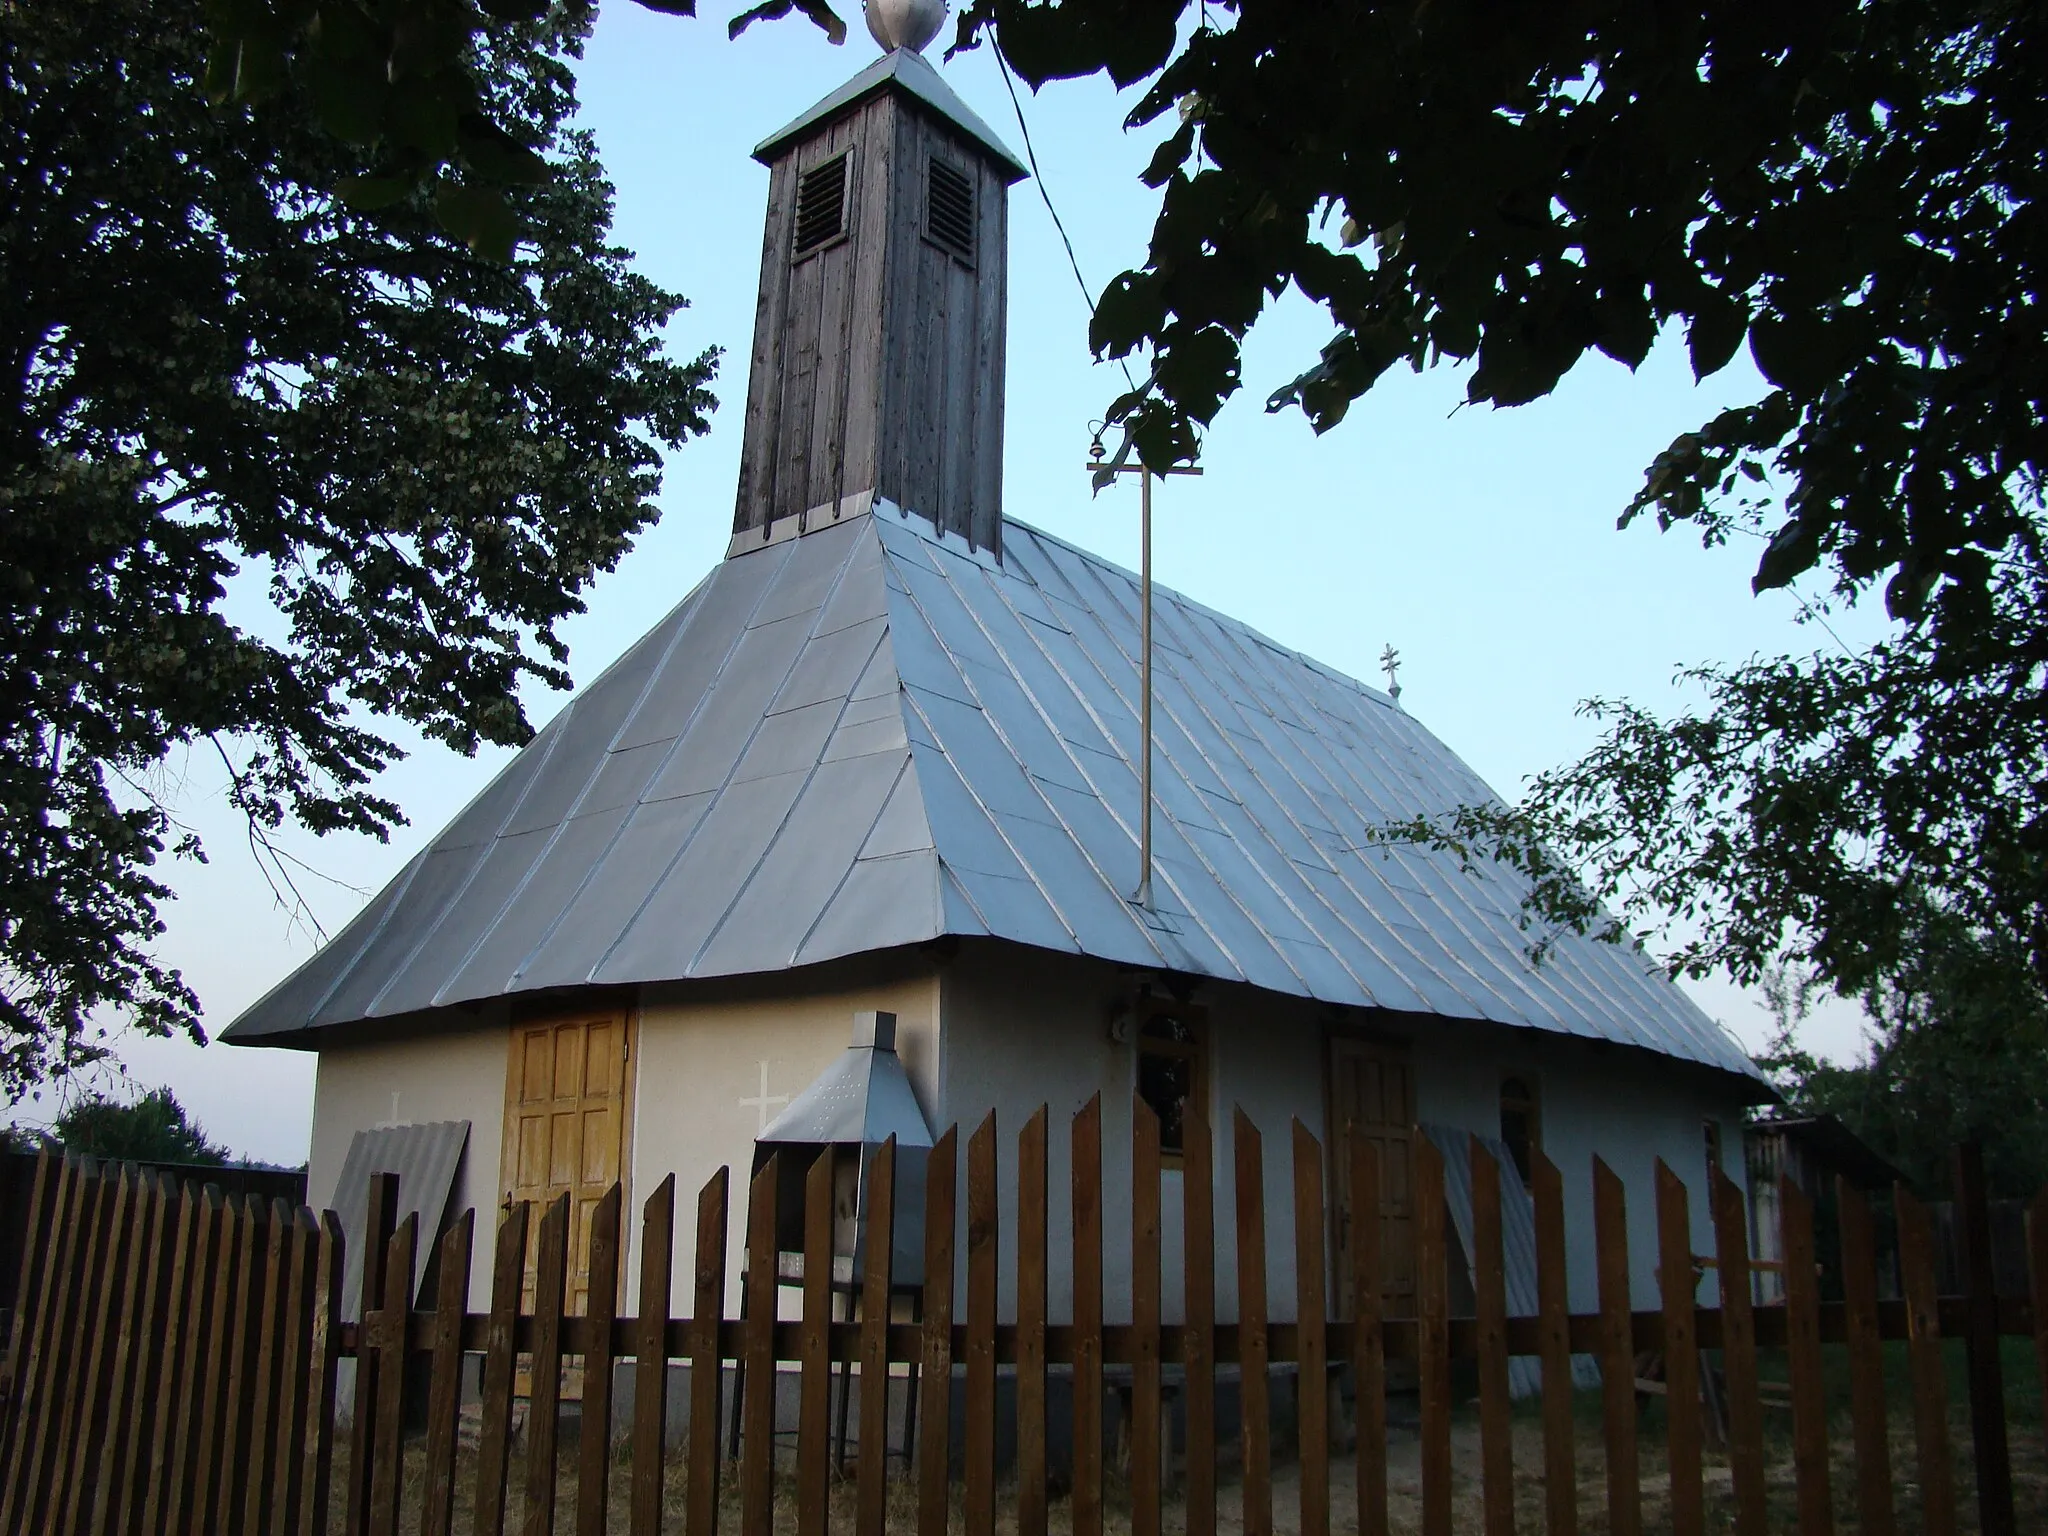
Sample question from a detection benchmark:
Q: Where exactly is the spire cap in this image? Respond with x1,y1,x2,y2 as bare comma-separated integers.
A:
752,45,1029,182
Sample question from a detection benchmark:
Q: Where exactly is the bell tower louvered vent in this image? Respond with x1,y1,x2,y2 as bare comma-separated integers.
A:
736,49,1026,558
793,153,850,256
925,158,974,260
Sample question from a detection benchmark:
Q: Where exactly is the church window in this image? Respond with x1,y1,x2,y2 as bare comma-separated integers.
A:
926,157,975,261
1704,1118,1724,1181
793,153,850,257
1135,1007,1206,1164
1499,1075,1539,1188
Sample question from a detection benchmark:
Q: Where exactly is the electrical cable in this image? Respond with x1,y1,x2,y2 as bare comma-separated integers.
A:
992,39,1143,396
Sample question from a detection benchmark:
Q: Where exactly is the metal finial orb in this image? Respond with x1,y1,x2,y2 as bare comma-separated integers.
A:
865,0,948,53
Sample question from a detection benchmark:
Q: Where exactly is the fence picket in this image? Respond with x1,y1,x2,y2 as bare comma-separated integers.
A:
2031,1187,2048,1458
740,1157,780,1536
474,1200,531,1536
630,1175,676,1536
686,1168,730,1536
222,1194,273,1536
29,1157,103,1530
345,1172,398,1536
1291,1121,1329,1536
1072,1097,1104,1536
0,1147,55,1462
1837,1180,1896,1536
306,1210,346,1536
421,1210,476,1536
798,1152,835,1536
579,1183,625,1536
1530,1154,1575,1536
526,1191,573,1536
1954,1144,2016,1536
1132,1103,1164,1536
916,1127,958,1536
1014,1115,1048,1536
1349,1132,1387,1536
143,1182,203,1536
241,1197,296,1536
1654,1161,1703,1536
1708,1167,1766,1536
193,1191,247,1536
1896,1186,1957,1536
1413,1131,1450,1536
1592,1158,1638,1536
965,1114,1000,1536
62,1162,135,1534
1183,1099,1218,1536
1471,1140,1514,1536
1780,1175,1834,1536
369,1212,419,1536
107,1173,178,1536
854,1142,896,1536
1235,1108,1274,1536
270,1209,319,1536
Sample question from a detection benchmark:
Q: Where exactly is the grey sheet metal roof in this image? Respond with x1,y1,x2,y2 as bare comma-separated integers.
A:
1423,1124,1600,1398
328,1119,471,1319
223,503,1758,1084
758,1012,935,1150
754,47,1029,182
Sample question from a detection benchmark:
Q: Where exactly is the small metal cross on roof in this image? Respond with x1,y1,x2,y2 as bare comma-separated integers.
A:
1380,643,1403,705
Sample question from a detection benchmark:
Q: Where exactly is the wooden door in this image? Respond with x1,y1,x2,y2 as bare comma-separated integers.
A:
1328,1038,1416,1324
503,1009,633,1325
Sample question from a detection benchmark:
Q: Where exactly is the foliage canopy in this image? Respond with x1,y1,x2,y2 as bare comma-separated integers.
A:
1,0,714,1092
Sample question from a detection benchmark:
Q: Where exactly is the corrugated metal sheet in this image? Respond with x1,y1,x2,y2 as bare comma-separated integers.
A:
224,505,1760,1087
328,1120,470,1320
1423,1123,1601,1398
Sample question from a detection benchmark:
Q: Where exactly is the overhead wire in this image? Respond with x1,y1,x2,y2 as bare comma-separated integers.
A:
991,39,1144,397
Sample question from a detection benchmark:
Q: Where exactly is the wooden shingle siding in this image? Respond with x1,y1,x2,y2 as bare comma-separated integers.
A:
735,86,1010,554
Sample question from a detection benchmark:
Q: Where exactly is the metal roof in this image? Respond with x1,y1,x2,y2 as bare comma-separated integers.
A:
328,1119,471,1318
223,503,1760,1085
753,47,1029,182
758,1011,936,1150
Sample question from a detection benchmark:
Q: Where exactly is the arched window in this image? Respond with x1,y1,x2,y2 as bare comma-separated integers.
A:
1499,1075,1539,1188
1135,1009,1207,1164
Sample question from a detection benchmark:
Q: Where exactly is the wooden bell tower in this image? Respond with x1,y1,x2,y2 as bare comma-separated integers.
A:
731,48,1026,558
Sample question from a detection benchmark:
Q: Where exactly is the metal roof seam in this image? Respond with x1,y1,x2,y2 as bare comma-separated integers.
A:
674,543,896,975
783,752,923,966
567,539,833,985
895,675,1091,953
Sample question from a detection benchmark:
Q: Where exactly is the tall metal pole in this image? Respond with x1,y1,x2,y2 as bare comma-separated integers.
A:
1136,469,1154,909
1082,453,1200,909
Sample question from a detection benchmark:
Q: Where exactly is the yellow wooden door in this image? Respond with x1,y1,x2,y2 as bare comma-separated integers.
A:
503,1010,632,1326
1329,1038,1416,1323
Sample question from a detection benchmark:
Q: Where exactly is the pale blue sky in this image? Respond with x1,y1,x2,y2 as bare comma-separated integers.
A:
51,9,1874,1160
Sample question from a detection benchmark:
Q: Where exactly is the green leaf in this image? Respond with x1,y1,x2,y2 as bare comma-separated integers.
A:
1753,516,1822,592
1686,290,1748,380
728,0,845,45
479,0,554,18
336,174,417,211
435,181,522,261
458,115,550,185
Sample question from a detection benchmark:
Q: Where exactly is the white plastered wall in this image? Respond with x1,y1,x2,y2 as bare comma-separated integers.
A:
630,966,942,1317
307,1013,511,1310
933,940,1758,1326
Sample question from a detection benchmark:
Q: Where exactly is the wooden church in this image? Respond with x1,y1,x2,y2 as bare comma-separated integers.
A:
224,21,1766,1353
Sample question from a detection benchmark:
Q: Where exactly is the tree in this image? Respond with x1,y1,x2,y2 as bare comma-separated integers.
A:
944,0,2046,1021
2,0,715,1092
51,1086,232,1166
1757,920,2048,1198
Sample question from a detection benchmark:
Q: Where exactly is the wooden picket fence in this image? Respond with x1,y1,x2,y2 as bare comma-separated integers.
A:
3,1098,2046,1536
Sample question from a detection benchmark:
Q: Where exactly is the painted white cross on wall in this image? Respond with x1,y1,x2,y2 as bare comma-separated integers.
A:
739,1060,788,1133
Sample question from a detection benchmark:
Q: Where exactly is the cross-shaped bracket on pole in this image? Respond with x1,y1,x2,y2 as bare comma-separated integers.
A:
1084,456,1203,909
